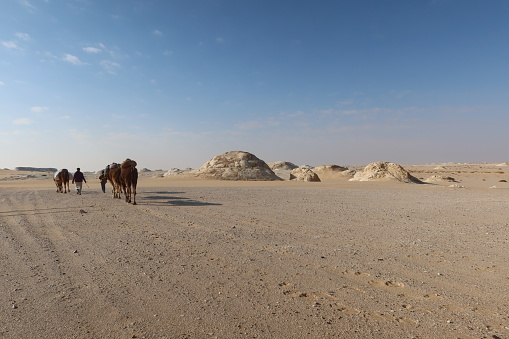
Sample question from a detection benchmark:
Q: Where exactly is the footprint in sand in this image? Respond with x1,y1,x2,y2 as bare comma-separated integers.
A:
423,293,443,300
368,280,405,288
474,266,495,272
279,282,318,299
342,270,371,277
342,285,366,293
333,303,361,315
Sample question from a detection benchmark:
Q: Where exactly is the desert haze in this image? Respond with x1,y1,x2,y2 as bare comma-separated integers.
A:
1,162,509,338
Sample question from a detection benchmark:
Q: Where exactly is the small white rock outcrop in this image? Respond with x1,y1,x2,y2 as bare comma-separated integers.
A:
290,167,321,182
312,165,354,179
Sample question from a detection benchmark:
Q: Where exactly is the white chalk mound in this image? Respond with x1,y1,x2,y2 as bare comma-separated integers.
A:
267,161,298,171
312,165,354,179
424,175,456,183
163,168,193,177
290,167,321,182
350,161,422,183
192,151,282,181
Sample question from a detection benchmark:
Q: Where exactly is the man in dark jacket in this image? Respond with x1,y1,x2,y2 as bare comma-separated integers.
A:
98,170,107,193
72,168,86,195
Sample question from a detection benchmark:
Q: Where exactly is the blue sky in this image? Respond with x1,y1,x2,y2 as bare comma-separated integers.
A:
1,0,508,171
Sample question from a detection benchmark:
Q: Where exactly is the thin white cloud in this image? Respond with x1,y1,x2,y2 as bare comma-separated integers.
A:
83,46,101,53
0,130,22,136
216,37,224,43
100,60,120,74
321,107,395,115
15,32,30,41
433,106,475,115
13,117,34,125
285,111,305,118
163,50,173,56
105,132,142,142
152,30,163,36
2,41,19,49
0,81,4,86
17,0,36,12
161,128,197,138
339,109,365,115
63,54,84,65
235,118,280,130
90,43,120,58
37,50,58,63
31,106,49,112
67,129,90,140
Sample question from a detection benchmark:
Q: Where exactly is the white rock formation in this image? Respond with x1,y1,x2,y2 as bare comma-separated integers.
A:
350,161,422,183
192,151,282,181
290,167,321,182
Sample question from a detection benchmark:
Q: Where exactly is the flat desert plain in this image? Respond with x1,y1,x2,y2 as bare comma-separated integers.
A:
1,163,509,338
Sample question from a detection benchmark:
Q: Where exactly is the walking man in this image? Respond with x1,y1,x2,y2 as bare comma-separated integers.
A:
99,170,107,193
72,167,86,195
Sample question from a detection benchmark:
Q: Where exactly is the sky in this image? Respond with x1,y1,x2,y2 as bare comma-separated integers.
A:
1,0,509,171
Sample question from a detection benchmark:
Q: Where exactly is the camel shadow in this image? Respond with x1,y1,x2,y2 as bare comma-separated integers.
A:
140,191,222,207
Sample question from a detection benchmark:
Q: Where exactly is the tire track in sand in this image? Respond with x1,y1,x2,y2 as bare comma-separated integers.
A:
0,189,137,338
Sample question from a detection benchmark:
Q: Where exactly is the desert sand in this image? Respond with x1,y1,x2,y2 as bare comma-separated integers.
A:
1,163,509,338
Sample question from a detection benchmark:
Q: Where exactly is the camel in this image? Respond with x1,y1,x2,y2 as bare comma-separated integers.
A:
105,163,122,199
120,159,138,205
54,169,70,193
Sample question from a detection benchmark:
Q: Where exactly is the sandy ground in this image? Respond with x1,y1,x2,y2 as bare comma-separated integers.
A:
1,164,509,338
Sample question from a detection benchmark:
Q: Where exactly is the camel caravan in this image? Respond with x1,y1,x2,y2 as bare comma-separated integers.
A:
53,158,138,205
104,158,138,205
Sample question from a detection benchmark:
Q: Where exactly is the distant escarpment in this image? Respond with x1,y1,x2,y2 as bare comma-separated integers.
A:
15,167,58,172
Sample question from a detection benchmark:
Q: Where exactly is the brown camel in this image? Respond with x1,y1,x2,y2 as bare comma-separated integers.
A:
106,163,122,199
54,169,70,193
120,159,138,205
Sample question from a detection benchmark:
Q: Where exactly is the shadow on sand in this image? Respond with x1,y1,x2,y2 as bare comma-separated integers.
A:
140,191,222,207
